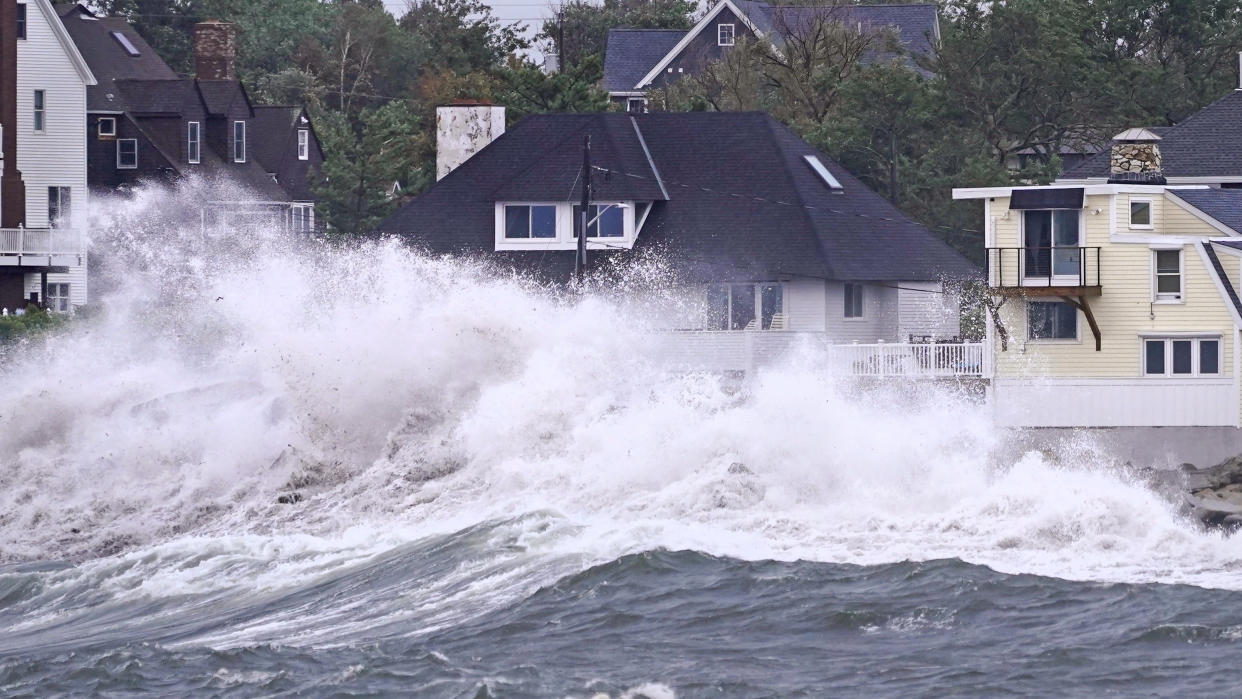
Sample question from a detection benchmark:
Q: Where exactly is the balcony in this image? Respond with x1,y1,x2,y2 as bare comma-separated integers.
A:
0,228,85,269
985,246,1101,297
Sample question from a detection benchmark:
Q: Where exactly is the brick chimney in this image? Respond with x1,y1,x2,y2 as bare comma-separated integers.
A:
193,21,239,80
436,101,505,180
1108,128,1165,185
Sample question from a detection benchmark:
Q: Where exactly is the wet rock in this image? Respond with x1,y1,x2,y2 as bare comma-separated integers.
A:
1176,454,1242,529
277,492,303,505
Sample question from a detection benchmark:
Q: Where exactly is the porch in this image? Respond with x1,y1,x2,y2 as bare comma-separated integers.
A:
0,228,84,268
656,331,988,378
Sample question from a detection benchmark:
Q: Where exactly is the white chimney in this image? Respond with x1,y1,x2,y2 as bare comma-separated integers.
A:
436,102,505,181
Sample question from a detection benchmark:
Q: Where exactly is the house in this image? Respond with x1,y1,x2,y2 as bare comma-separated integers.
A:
954,133,1242,427
602,0,939,112
380,105,977,370
57,4,323,232
0,0,95,312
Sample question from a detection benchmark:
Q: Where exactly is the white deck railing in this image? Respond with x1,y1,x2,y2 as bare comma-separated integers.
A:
656,331,988,378
0,228,83,256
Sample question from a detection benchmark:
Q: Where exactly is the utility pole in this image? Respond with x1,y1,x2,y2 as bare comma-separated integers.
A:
557,9,565,74
575,134,591,284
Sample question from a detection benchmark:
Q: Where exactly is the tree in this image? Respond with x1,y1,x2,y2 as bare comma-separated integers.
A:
399,0,527,76
497,55,612,117
540,0,696,71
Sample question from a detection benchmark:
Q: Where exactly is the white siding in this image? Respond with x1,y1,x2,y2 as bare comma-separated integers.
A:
785,278,825,331
826,281,899,342
993,377,1239,427
897,281,961,340
16,0,91,306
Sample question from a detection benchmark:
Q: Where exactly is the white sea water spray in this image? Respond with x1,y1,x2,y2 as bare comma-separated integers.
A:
3,179,1242,655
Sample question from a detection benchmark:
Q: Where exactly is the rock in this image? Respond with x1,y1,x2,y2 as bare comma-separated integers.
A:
277,492,303,505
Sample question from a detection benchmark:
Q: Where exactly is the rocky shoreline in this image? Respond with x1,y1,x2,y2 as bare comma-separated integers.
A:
1144,456,1242,530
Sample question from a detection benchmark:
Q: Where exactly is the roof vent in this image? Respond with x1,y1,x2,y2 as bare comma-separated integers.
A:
804,155,842,190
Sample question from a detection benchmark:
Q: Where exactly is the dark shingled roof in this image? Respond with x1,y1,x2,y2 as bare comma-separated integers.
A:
1203,241,1242,320
379,112,976,283
603,29,686,92
1064,91,1242,180
197,80,249,116
112,78,197,114
604,1,938,92
58,3,178,112
1169,189,1242,235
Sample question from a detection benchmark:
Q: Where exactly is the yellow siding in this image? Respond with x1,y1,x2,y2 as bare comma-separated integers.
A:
988,192,1237,380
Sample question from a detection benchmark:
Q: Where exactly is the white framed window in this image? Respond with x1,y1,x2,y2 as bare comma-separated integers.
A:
187,121,201,164
1028,301,1078,341
117,138,137,169
572,203,625,238
33,89,44,132
494,202,636,250
1022,209,1082,279
47,187,70,228
291,204,315,232
844,282,864,318
1130,198,1152,228
233,120,246,162
297,128,309,160
47,283,70,313
705,283,785,330
1143,336,1220,376
98,117,116,137
503,204,557,239
718,23,735,46
626,98,647,114
1153,248,1182,302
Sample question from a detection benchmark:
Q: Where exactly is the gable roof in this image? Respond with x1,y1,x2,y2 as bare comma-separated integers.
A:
603,29,687,93
1064,91,1242,180
197,79,252,116
608,0,939,93
379,111,976,283
1168,189,1242,235
59,3,165,111
30,0,96,86
111,78,197,114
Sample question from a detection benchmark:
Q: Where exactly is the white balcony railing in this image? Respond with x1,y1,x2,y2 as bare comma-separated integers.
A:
656,331,988,378
0,228,84,256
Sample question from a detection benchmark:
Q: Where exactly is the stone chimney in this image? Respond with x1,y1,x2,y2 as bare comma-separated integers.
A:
436,101,505,181
193,21,239,80
1108,128,1164,184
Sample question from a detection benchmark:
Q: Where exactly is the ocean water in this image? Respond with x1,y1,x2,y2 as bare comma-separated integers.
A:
4,182,1242,697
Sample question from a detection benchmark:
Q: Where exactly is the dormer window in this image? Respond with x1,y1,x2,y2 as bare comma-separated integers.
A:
718,23,735,46
298,129,309,160
504,204,557,239
495,202,638,250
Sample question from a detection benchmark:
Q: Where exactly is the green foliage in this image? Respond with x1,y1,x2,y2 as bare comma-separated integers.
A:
498,55,612,118
0,308,69,344
540,0,696,70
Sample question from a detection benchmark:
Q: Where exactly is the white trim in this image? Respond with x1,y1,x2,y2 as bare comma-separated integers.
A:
609,91,648,97
1210,240,1242,258
297,128,309,160
1196,242,1242,327
494,201,637,251
843,282,864,319
1111,233,1211,245
233,120,246,163
116,138,137,169
1137,330,1223,338
31,0,97,85
97,116,116,137
953,183,1208,200
187,121,200,164
1151,247,1184,303
634,0,764,89
718,22,735,46
1128,197,1153,229
1166,190,1242,236
1141,335,1222,377
630,117,668,200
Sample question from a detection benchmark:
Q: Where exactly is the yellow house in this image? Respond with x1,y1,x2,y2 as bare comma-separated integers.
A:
954,139,1242,427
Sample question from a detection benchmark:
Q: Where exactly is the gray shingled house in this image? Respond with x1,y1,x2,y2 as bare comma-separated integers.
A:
602,0,939,111
379,106,978,362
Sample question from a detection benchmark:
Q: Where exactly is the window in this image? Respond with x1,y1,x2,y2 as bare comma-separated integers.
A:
291,204,314,232
98,117,116,137
1144,337,1220,376
1130,199,1152,228
16,3,25,40
233,120,246,162
187,121,200,164
47,187,71,228
705,283,784,330
1028,301,1077,340
844,283,864,318
117,138,137,169
33,90,44,132
46,283,70,313
573,204,624,238
718,23,735,46
626,98,647,114
504,205,556,239
297,128,309,160
111,31,141,56
1023,209,1081,278
1154,249,1182,301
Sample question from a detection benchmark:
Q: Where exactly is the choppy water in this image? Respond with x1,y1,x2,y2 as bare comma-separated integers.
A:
4,181,1242,696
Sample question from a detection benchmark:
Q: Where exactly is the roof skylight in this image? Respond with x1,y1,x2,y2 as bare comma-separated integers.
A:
111,31,141,56
804,155,842,190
